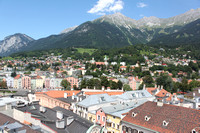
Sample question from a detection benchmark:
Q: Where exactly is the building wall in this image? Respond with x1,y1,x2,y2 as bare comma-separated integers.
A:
36,79,43,89
13,108,56,133
6,77,14,88
22,76,31,89
121,121,156,133
96,109,106,127
87,112,96,123
66,77,78,89
106,114,121,133
35,94,70,110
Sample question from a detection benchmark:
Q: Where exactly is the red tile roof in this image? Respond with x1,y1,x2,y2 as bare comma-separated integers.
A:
36,90,80,98
14,74,21,79
155,89,170,98
85,91,124,96
146,87,157,95
122,101,200,133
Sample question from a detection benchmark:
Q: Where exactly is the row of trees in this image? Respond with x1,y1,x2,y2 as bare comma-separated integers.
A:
154,74,200,93
80,76,123,90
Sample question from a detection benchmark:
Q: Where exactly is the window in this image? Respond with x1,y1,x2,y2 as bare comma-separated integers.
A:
117,124,119,130
141,92,145,96
113,116,116,119
102,116,105,122
163,120,169,126
132,93,136,97
192,129,196,133
97,115,100,120
107,123,111,127
145,116,151,121
100,97,105,101
112,123,115,128
132,112,137,117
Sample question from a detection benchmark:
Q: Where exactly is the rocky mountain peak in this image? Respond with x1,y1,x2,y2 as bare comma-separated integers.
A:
0,33,34,56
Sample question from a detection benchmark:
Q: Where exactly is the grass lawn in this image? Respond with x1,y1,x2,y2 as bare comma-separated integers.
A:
76,48,97,55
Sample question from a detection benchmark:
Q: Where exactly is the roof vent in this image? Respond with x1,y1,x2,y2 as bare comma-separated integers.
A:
66,116,74,126
56,111,63,120
40,106,46,113
56,119,65,129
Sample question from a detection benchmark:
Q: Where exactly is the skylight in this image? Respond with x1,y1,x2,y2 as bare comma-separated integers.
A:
100,97,105,101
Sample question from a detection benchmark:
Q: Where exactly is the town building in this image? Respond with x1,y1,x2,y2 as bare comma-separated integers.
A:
121,101,200,133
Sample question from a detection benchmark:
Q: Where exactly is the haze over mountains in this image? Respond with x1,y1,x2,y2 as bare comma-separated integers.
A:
0,8,200,56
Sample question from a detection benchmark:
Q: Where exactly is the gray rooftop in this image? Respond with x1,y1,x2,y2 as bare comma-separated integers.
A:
117,90,153,100
77,93,115,108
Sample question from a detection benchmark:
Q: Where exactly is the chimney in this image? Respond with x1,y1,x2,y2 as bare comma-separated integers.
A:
102,86,105,91
40,106,46,113
157,101,163,107
56,119,65,129
56,111,63,120
66,116,74,126
158,85,161,89
77,96,79,102
155,84,157,88
94,86,96,90
193,92,196,97
161,85,163,90
72,93,75,100
80,97,82,101
64,92,68,98
143,84,146,90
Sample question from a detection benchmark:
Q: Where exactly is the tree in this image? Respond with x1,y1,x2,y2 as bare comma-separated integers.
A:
117,80,123,89
11,71,17,77
100,76,109,88
180,78,189,92
80,79,87,89
109,81,118,90
189,80,200,91
156,74,173,92
123,84,132,91
0,81,7,89
143,75,154,86
61,79,71,90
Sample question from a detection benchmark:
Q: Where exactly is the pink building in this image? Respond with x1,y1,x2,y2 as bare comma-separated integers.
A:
65,76,79,89
96,108,106,127
22,76,31,89
128,76,142,90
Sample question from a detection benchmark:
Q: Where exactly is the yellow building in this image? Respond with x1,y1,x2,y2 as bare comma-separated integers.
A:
106,114,121,133
87,111,96,123
36,76,43,89
13,75,21,89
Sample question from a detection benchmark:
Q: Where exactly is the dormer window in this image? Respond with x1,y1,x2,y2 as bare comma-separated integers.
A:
163,120,169,126
145,116,151,121
132,112,137,117
192,129,196,133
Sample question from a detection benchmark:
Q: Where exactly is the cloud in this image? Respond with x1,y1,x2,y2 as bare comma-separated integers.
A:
137,2,147,8
140,14,144,17
87,0,124,15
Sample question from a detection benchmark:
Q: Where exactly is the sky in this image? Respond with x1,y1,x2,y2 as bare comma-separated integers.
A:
0,0,200,40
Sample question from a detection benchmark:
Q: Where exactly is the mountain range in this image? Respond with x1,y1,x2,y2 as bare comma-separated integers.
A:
0,8,200,56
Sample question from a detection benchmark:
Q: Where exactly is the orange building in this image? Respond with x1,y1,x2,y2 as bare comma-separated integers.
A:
35,90,80,110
